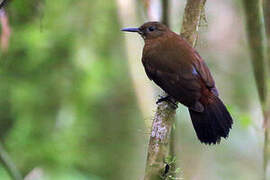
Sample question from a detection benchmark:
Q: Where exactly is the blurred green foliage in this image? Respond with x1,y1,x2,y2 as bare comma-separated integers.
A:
0,0,144,179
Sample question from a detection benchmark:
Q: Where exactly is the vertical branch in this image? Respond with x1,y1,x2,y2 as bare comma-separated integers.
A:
161,0,169,27
264,0,270,69
144,0,207,179
263,0,270,109
242,0,266,105
242,0,269,179
144,104,177,180
263,0,270,179
180,0,206,45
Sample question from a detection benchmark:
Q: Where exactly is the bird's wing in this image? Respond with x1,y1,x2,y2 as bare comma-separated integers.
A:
142,55,202,108
191,50,219,96
141,34,218,108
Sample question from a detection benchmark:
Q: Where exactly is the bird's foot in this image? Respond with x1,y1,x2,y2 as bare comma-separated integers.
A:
156,95,178,109
156,95,171,104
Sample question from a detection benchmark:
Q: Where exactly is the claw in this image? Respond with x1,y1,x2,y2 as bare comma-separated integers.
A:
156,95,178,109
156,95,170,104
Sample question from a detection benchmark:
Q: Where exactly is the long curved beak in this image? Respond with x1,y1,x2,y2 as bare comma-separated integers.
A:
121,27,140,33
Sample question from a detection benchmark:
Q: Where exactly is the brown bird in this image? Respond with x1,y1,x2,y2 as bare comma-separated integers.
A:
122,21,233,145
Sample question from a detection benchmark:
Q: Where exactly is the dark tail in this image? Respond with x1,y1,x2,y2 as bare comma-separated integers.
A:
188,96,233,145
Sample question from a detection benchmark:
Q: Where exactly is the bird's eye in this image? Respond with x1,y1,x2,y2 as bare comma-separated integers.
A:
148,26,155,32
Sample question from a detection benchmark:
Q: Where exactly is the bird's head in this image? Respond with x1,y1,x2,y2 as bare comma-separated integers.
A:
122,21,169,40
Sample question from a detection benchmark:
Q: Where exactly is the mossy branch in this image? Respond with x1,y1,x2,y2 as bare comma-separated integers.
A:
180,0,206,45
143,0,207,179
144,103,177,180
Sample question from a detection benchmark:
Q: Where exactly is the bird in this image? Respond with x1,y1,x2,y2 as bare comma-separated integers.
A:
122,21,233,145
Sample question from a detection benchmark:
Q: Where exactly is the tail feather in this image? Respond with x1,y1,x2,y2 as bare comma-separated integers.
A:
189,95,233,145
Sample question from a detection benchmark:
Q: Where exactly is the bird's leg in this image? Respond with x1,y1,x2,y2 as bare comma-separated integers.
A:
156,95,170,104
156,95,178,109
